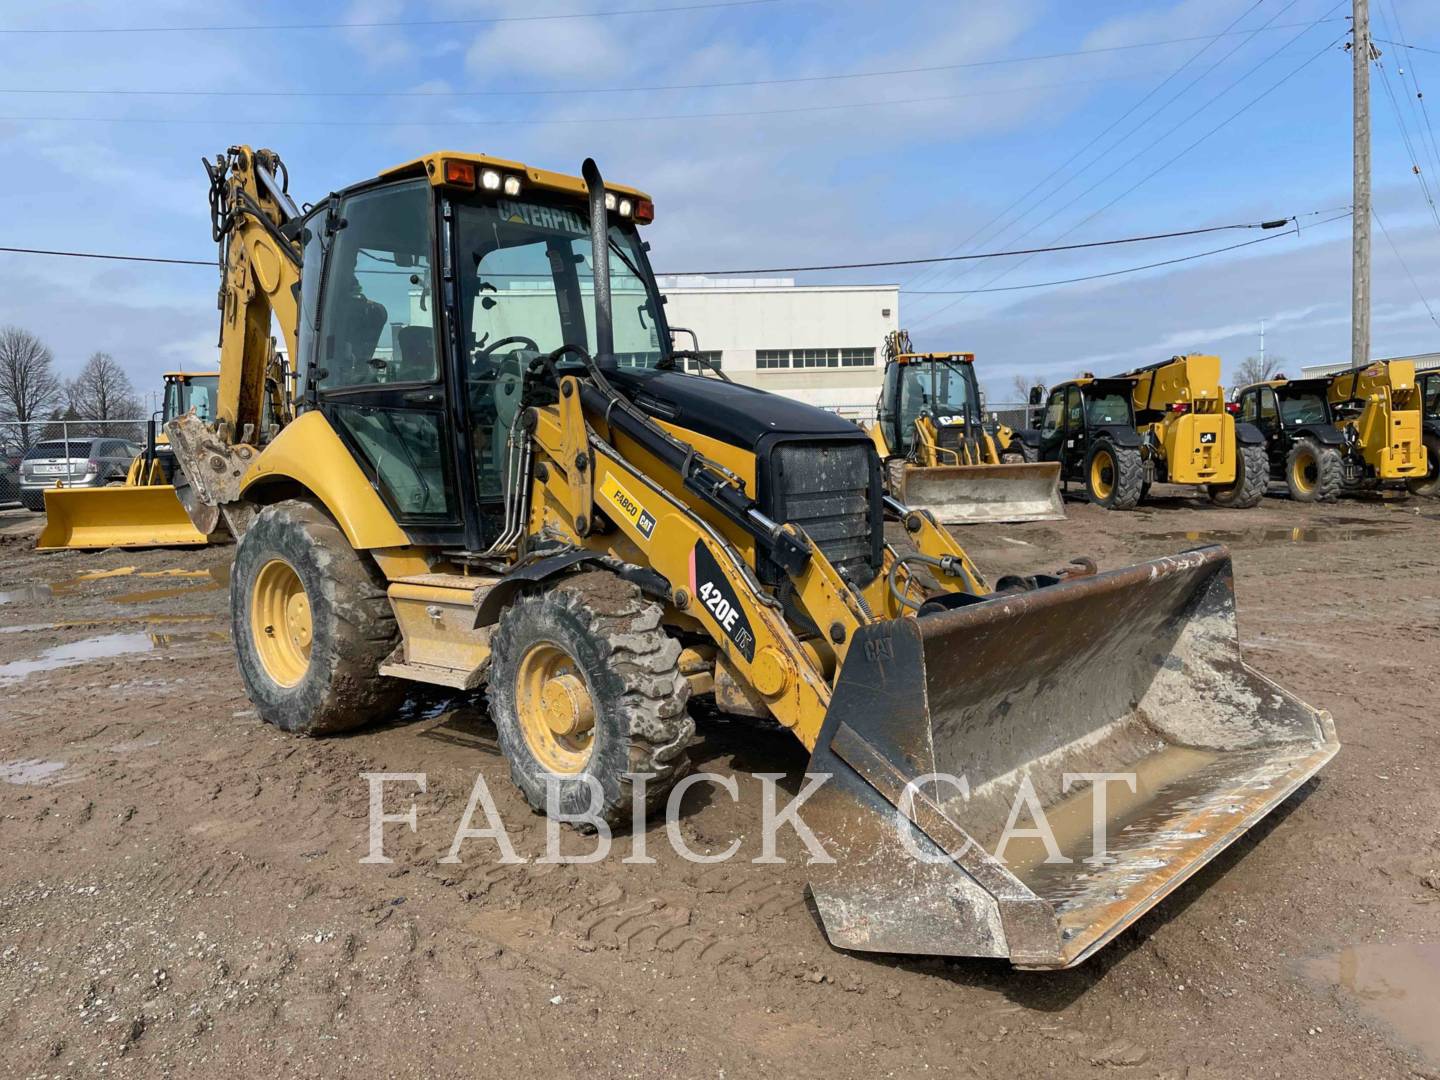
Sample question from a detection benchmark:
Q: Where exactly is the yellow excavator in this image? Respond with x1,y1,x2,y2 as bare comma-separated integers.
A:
167,145,1336,969
867,331,1063,524
38,370,224,549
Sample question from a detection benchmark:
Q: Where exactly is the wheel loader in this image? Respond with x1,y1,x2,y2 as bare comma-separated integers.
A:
866,331,1063,524
167,145,1336,969
37,370,225,549
1017,356,1269,510
1233,362,1430,501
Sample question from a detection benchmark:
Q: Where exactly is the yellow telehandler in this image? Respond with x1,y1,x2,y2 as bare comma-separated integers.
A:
38,370,224,549
167,145,1336,969
867,331,1063,524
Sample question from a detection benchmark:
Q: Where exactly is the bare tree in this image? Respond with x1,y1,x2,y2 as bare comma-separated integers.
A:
0,325,62,424
1233,354,1281,388
67,352,141,421
1009,373,1049,402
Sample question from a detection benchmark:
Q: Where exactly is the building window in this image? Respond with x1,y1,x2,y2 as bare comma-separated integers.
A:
755,347,875,371
684,351,722,372
793,348,840,368
756,349,790,369
840,347,875,367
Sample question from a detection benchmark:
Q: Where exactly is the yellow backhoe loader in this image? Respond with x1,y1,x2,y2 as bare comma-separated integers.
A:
167,145,1336,969
37,371,224,549
1017,356,1269,509
1233,362,1427,500
867,332,1063,524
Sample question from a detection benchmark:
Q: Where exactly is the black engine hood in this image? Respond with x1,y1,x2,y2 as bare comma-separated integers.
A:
605,366,864,451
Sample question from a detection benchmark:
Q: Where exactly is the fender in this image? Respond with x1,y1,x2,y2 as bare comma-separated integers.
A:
473,549,670,628
1016,428,1042,449
238,410,409,549
1234,421,1266,446
1090,424,1143,449
1291,423,1347,447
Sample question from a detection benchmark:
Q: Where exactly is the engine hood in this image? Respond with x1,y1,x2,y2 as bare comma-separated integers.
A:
606,366,864,452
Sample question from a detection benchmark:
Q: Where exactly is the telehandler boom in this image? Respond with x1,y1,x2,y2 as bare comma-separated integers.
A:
168,146,1336,969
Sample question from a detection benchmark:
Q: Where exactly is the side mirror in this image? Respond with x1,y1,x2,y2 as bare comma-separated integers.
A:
1028,385,1044,406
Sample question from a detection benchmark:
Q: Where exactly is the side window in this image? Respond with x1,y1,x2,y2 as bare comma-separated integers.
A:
295,207,327,400
315,181,436,391
1042,390,1064,433
1258,388,1279,425
1065,387,1085,431
1238,391,1258,424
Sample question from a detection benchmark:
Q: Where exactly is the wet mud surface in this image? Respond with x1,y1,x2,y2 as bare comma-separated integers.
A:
0,487,1436,1077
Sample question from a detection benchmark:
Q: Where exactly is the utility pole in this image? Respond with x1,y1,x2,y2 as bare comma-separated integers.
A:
1352,0,1371,369
1259,318,1266,370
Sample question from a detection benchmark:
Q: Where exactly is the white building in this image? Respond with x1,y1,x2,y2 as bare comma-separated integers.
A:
1301,351,1440,376
656,277,899,418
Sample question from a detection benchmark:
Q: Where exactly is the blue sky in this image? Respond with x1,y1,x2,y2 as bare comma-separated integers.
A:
1,0,1437,404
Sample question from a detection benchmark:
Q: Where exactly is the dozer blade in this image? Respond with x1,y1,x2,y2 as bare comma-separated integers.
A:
37,486,213,550
898,462,1064,525
804,546,1336,969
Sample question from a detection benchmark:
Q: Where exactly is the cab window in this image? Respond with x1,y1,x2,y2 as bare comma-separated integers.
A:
1041,389,1065,434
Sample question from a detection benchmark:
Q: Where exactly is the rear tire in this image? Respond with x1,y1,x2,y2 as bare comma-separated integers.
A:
231,498,403,735
1085,441,1143,510
1018,442,1039,464
489,571,693,828
1286,438,1343,503
1208,443,1269,508
1407,432,1440,497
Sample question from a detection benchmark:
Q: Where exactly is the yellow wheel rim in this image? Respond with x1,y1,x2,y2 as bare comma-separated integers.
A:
515,642,595,775
1090,450,1116,500
1291,449,1317,495
251,558,312,687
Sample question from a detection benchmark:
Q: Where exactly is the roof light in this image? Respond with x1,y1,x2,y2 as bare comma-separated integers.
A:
442,159,476,187
479,168,502,191
634,198,655,224
617,197,634,218
604,192,617,212
1225,401,1240,414
502,174,522,196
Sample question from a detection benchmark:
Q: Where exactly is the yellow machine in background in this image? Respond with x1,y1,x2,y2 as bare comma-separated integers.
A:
37,371,222,550
1327,360,1427,488
868,332,1063,524
165,144,1335,970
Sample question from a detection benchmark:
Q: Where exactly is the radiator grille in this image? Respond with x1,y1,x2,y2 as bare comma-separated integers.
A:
766,442,879,586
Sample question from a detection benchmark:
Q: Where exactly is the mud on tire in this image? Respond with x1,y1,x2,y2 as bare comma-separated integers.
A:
231,498,403,735
1286,438,1343,503
1408,432,1440,497
489,570,694,828
1208,443,1270,508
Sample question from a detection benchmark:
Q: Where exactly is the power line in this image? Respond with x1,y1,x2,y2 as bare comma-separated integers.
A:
1376,39,1440,56
1373,55,1440,232
909,2,1340,319
0,19,1348,93
1373,207,1440,328
0,0,780,35
0,212,1320,275
1375,0,1440,184
901,0,1274,296
900,214,1350,295
912,19,1346,329
664,216,1299,275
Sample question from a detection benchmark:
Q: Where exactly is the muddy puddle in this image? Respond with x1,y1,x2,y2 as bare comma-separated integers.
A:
0,628,229,683
0,759,67,786
0,564,230,607
1306,943,1440,1065
1149,525,1399,545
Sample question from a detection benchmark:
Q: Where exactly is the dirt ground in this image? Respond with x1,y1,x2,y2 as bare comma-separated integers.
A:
1,487,1437,1079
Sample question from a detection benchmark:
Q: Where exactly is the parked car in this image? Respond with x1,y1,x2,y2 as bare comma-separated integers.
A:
0,453,20,506
18,437,141,512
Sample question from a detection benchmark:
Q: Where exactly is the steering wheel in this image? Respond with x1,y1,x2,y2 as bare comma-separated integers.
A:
473,335,540,365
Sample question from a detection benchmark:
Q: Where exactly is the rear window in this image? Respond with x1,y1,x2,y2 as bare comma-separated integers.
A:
24,440,95,460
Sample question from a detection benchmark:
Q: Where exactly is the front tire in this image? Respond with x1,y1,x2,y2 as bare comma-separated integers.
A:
1286,438,1343,503
1085,441,1143,510
231,498,403,735
489,571,693,828
1208,443,1269,508
1407,432,1440,497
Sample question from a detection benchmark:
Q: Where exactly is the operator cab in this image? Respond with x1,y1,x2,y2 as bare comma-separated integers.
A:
162,372,220,425
1035,377,1135,474
292,155,670,551
878,353,983,457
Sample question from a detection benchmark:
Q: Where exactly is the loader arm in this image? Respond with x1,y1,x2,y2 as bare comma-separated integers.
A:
1326,360,1426,480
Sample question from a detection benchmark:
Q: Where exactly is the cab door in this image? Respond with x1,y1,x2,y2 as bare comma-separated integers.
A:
1063,385,1088,478
303,179,466,548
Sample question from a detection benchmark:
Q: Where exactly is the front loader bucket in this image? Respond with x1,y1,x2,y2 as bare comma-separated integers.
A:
37,486,212,550
898,462,1064,524
804,546,1337,969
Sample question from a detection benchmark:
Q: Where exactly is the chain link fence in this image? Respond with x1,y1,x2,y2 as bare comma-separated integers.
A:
1,419,151,509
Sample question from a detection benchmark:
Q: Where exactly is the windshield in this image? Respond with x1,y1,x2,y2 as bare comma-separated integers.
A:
164,375,219,423
1086,393,1131,425
902,360,977,418
457,196,666,371
1279,390,1327,425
